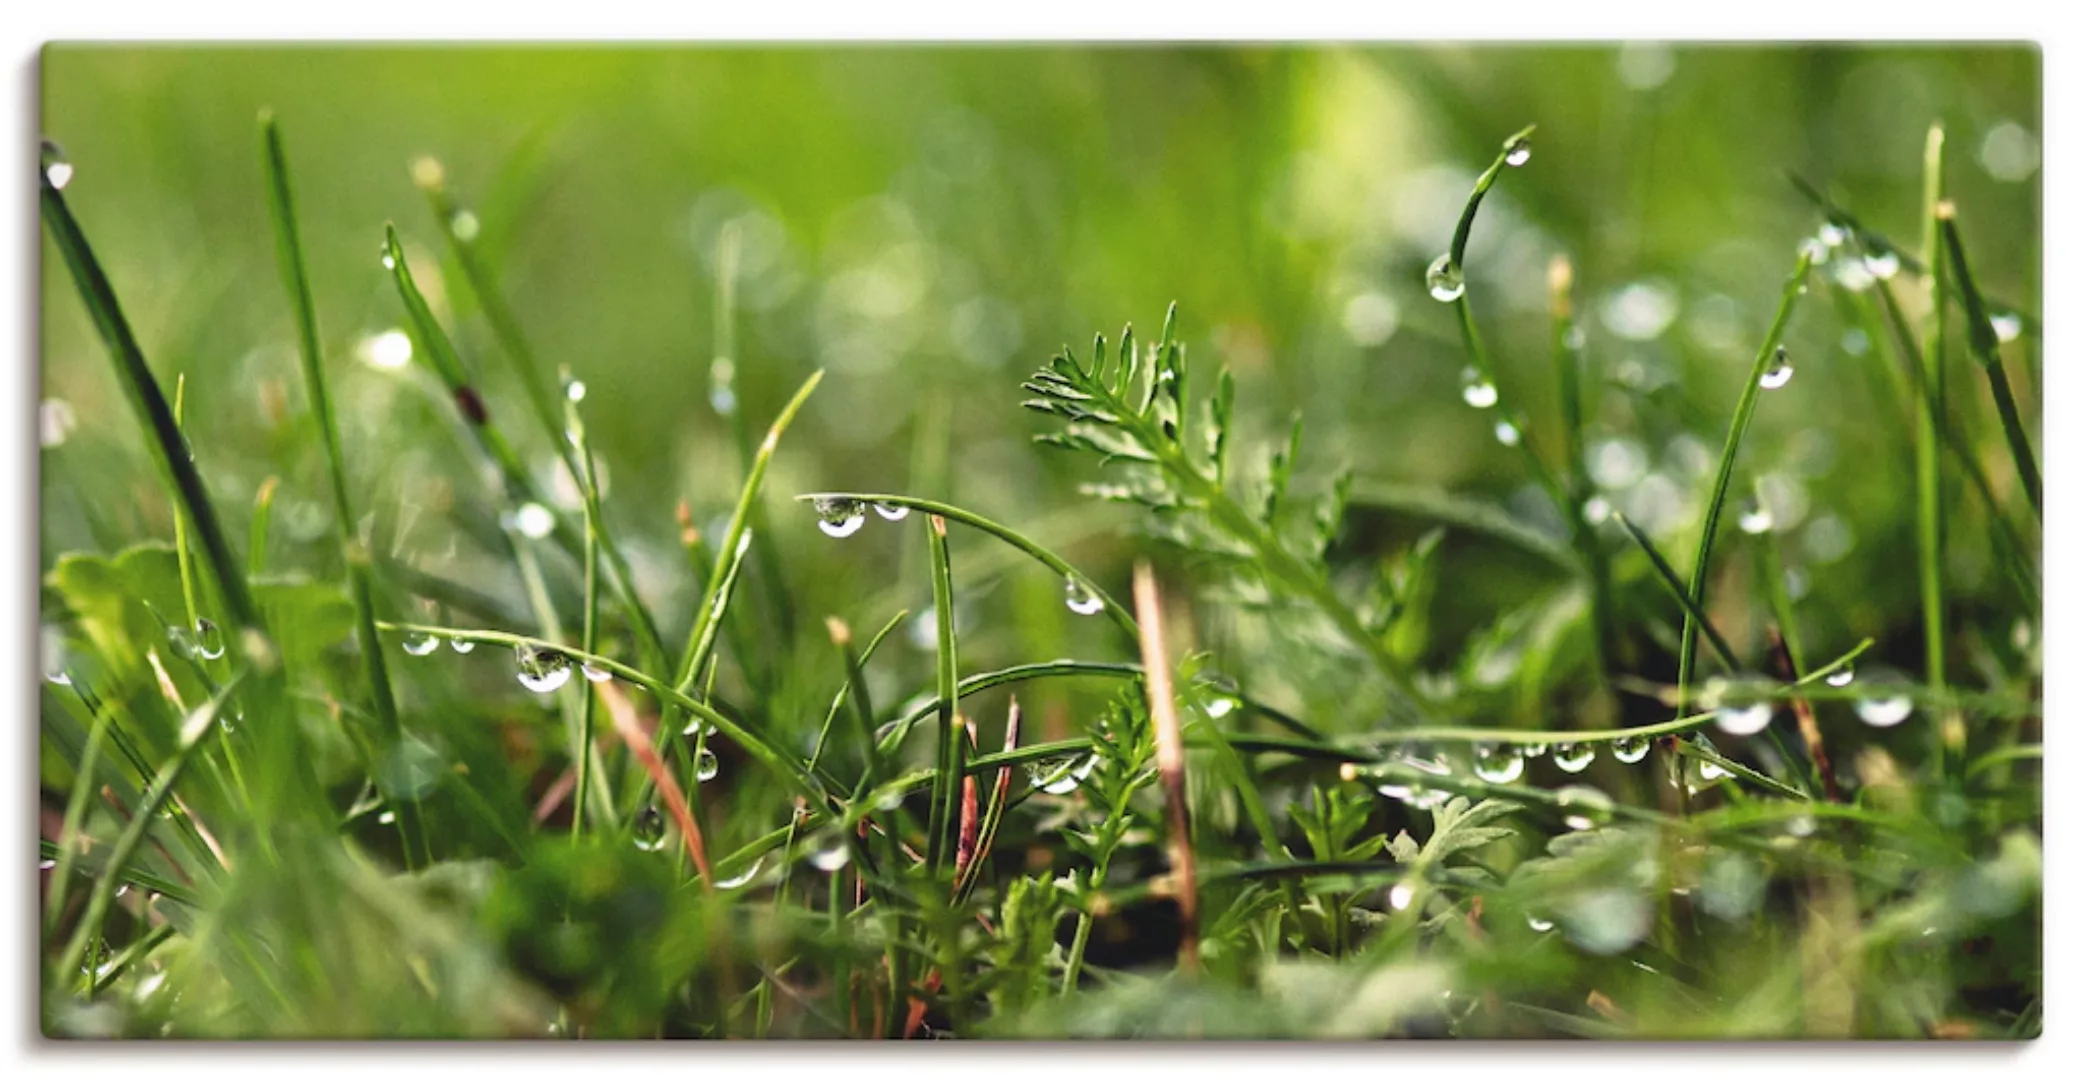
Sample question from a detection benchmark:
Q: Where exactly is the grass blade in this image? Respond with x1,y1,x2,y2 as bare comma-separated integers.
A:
1610,511,1739,673
41,166,258,631
1936,202,2040,520
1914,125,1953,771
1675,247,1814,709
925,515,963,874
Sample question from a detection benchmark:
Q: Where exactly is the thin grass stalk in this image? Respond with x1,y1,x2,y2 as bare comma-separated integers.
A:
1612,512,1740,673
43,692,113,936
1133,560,1200,974
55,674,245,991
569,397,605,841
1915,125,1953,773
925,515,963,874
1550,255,1617,685
1936,202,2040,519
247,476,279,577
1675,248,1815,710
41,173,257,629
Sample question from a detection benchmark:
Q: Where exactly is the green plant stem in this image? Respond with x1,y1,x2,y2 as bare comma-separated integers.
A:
1612,512,1740,672
1937,209,2041,520
925,516,963,875
1676,248,1814,711
1915,125,1951,774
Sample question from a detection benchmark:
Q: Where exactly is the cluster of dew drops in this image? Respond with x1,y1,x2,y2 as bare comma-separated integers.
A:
810,496,1106,616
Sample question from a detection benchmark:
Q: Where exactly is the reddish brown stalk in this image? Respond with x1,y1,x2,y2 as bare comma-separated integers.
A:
1132,560,1200,975
597,679,713,888
953,717,982,883
1767,627,1840,802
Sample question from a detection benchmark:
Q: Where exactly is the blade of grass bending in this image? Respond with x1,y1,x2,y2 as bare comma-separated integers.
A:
41,169,258,631
796,491,1137,640
1610,512,1740,673
1345,480,1578,572
1676,248,1814,711
1915,126,1953,775
1936,203,2040,521
56,673,245,993
925,516,964,874
1133,561,1200,974
411,160,670,673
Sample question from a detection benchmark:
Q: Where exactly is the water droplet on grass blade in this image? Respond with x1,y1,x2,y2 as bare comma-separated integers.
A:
1557,785,1614,830
633,805,668,851
580,663,613,684
1425,255,1465,303
1610,736,1652,764
810,842,851,872
1459,366,1499,409
1818,221,1850,247
449,638,475,654
1527,915,1555,932
1853,667,1914,728
192,618,225,660
717,857,763,889
1031,756,1095,795
41,139,73,189
1389,882,1415,910
515,646,573,694
1552,742,1596,773
1759,346,1793,389
812,496,866,538
1064,577,1104,616
564,379,586,403
1713,698,1774,737
1473,744,1525,783
1503,135,1532,167
692,748,720,782
40,399,77,447
872,501,910,521
1825,666,1855,688
1990,311,2023,343
1737,502,1775,534
380,244,396,271
449,210,480,242
1862,248,1901,280
401,632,440,657
1493,420,1521,447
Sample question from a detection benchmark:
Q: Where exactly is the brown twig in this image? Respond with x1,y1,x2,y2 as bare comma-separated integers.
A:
1132,560,1199,975
1767,626,1840,802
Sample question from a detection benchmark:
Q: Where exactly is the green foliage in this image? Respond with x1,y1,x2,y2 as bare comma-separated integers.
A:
39,45,2040,1041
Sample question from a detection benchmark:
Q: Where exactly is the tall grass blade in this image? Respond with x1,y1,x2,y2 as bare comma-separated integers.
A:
1936,203,2040,520
1133,560,1199,974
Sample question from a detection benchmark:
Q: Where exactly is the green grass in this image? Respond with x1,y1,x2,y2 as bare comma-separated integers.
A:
39,46,2040,1040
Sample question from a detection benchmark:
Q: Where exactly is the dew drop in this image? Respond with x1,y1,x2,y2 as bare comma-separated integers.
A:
1493,420,1521,447
1557,785,1614,830
1520,742,1547,758
515,646,573,694
1817,221,1850,248
632,805,668,852
1990,311,2023,344
1610,736,1652,765
1825,666,1855,688
511,502,556,540
1527,915,1555,932
40,399,77,448
1552,742,1596,773
693,748,720,783
1737,502,1775,535
1712,698,1774,737
1203,694,1238,719
190,618,225,660
872,501,911,521
812,496,866,538
1862,248,1901,280
1855,694,1913,728
564,379,587,403
359,329,414,370
682,717,716,739
449,210,480,242
1698,759,1730,782
380,245,397,271
1064,577,1105,616
449,638,476,654
401,632,440,657
1759,346,1793,390
41,138,73,190
377,810,397,825
1425,255,1465,303
581,663,613,684
1459,366,1499,409
1389,882,1415,911
1582,495,1612,526
717,857,763,889
810,842,851,873
1032,756,1095,795
1503,135,1532,168
1472,743,1525,784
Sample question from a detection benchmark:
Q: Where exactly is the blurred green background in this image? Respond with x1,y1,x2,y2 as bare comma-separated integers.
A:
40,43,2040,743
